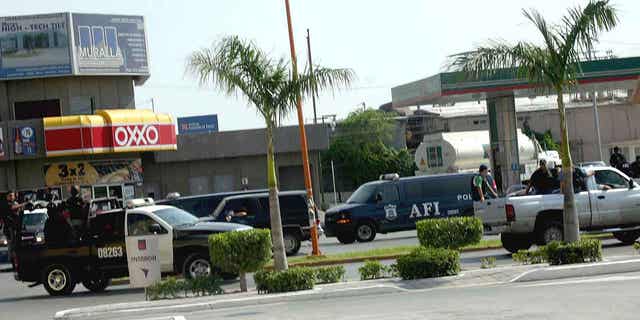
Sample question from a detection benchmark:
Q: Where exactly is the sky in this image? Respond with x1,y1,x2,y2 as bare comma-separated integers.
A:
4,0,640,131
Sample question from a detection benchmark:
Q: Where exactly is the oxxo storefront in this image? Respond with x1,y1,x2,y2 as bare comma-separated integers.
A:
5,109,177,204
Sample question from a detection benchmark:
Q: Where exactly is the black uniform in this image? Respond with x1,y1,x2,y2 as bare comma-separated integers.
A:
529,167,555,194
610,152,627,170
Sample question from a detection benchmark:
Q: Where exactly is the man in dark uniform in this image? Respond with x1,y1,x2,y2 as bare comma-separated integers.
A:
0,192,25,267
630,156,640,178
526,159,555,195
610,146,627,170
66,185,88,234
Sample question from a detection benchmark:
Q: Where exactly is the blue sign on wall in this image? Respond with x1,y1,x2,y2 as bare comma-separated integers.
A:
15,126,36,156
178,115,219,135
72,13,149,75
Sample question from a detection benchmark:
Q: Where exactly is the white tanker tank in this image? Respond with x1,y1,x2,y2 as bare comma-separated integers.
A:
414,129,558,180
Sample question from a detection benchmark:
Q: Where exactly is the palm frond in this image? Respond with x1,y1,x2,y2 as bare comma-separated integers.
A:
449,40,556,87
186,36,268,111
558,0,618,64
297,66,355,97
522,8,561,59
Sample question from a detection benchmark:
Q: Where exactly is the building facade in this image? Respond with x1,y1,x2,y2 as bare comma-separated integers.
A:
404,92,639,164
0,13,178,204
142,124,330,203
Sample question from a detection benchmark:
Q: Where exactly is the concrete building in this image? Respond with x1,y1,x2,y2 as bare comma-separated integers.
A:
142,124,330,203
0,13,176,204
403,91,639,164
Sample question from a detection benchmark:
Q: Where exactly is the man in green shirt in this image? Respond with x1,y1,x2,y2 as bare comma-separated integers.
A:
472,164,498,202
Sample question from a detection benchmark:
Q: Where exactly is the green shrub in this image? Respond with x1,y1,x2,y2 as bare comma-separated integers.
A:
315,266,345,284
416,217,483,249
254,267,316,294
358,260,388,280
634,242,640,251
395,247,460,280
480,256,496,269
545,239,602,265
209,229,272,292
512,239,602,266
145,275,223,301
512,248,547,265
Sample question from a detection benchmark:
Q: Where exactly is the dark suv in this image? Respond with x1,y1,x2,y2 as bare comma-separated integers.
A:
204,191,311,255
156,189,267,218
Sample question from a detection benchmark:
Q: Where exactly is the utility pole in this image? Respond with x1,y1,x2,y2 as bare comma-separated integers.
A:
306,29,318,124
588,51,604,161
283,0,321,256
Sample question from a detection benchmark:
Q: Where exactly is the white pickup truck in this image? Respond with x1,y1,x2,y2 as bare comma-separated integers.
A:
475,166,640,253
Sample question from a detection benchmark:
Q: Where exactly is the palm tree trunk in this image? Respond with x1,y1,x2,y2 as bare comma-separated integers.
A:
557,92,580,242
266,124,288,271
239,271,248,292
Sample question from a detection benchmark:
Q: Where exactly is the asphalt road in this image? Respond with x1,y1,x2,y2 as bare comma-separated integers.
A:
159,271,640,320
0,237,636,320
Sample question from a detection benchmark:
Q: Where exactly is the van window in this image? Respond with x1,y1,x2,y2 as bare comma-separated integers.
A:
279,195,307,214
347,184,376,204
377,184,399,203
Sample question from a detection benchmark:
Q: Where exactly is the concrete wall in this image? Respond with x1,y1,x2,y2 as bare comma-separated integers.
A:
145,124,330,203
419,102,640,163
0,76,135,121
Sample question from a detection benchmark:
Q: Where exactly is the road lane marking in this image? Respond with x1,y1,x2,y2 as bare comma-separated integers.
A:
515,274,640,288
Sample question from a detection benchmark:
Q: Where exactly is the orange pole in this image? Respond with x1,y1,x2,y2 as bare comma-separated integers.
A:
284,0,321,256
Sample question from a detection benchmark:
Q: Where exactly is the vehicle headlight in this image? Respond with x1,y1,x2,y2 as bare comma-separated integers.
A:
35,232,45,243
2,239,7,246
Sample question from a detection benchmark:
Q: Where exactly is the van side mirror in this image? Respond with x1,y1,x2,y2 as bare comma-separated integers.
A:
630,180,635,189
375,193,383,203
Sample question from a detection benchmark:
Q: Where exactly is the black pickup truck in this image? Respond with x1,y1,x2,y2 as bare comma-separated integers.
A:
13,203,250,296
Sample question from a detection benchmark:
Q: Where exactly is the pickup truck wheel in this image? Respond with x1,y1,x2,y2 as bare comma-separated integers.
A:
42,264,76,296
501,233,533,253
183,253,211,279
284,232,301,256
82,277,111,293
538,221,564,245
336,232,356,244
356,221,376,242
613,230,640,244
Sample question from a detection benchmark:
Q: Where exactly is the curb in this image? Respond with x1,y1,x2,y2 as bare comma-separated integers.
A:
510,258,640,282
54,284,401,320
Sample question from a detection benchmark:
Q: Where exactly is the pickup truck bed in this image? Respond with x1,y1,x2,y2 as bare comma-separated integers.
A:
475,166,640,253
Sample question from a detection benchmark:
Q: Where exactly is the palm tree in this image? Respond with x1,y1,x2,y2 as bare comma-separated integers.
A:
449,1,618,242
187,36,354,270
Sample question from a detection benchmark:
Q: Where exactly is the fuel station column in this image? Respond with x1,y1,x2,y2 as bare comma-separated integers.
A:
487,93,520,192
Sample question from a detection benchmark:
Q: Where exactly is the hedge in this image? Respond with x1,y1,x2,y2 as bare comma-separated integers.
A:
209,229,272,291
358,260,388,280
254,267,316,294
545,239,602,265
416,217,483,249
145,276,223,301
395,247,460,280
315,266,345,284
512,239,602,265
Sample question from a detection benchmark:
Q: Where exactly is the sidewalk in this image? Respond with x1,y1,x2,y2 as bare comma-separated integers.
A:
55,254,640,320
54,263,543,320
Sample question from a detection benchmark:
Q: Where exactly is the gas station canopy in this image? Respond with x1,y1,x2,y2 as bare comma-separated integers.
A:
392,56,640,107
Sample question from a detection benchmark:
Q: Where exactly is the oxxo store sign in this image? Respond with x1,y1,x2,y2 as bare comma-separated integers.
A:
43,109,177,156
